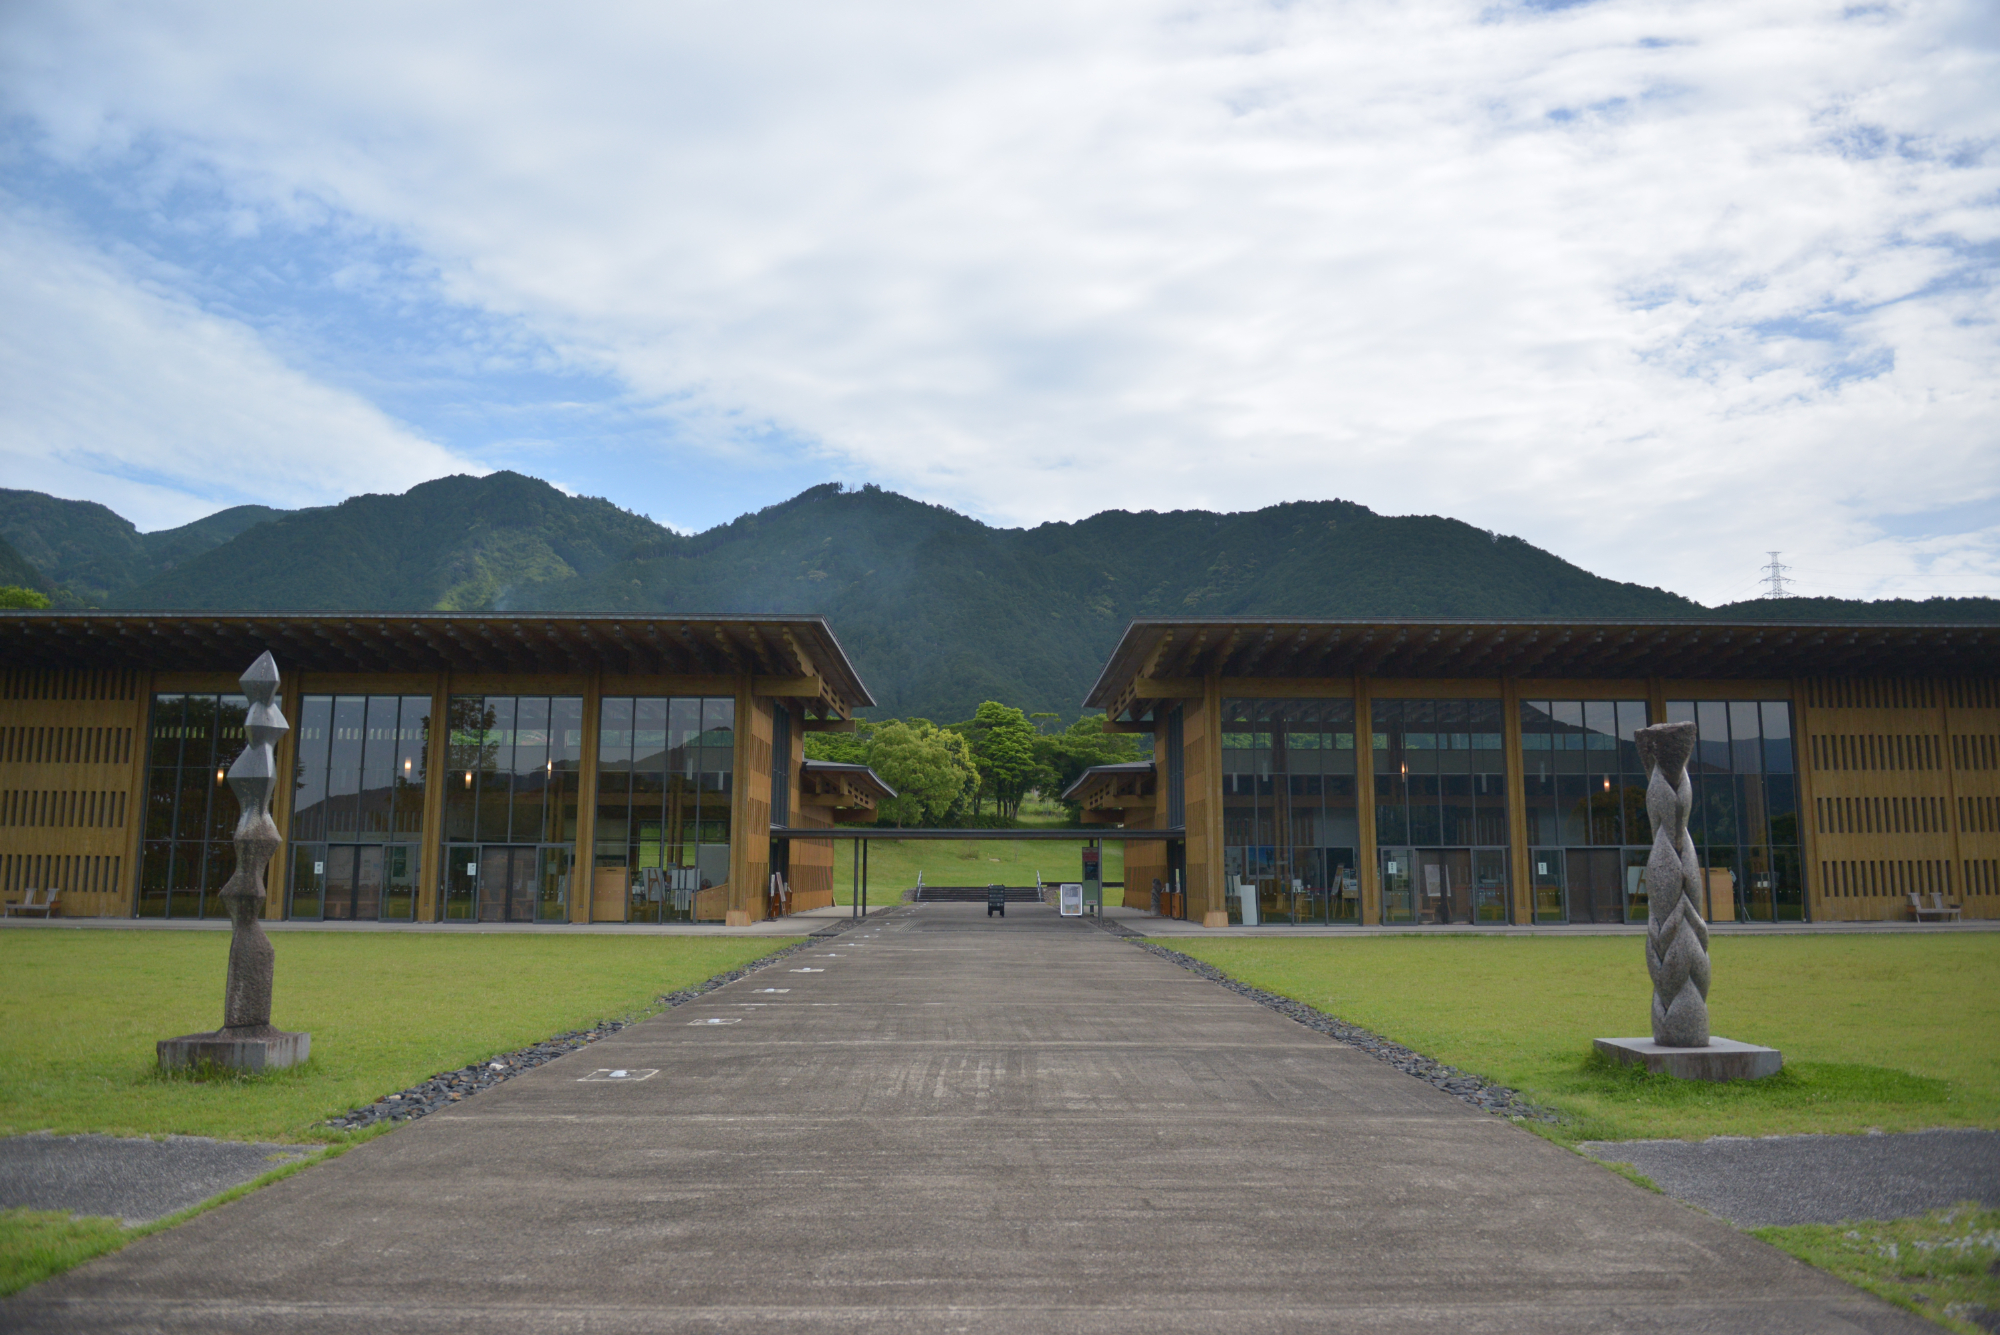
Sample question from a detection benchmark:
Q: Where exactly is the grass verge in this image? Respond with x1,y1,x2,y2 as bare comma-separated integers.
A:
1167,934,2000,1141
0,931,797,1143
0,1142,348,1298
1754,1205,2000,1333
831,838,1123,904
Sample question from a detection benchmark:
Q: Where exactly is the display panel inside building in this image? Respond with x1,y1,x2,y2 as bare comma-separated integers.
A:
1221,698,1361,924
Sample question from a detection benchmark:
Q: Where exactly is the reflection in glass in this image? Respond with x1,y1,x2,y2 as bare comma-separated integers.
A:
1666,699,1804,922
1371,699,1508,924
1222,698,1359,924
599,696,736,923
139,692,251,918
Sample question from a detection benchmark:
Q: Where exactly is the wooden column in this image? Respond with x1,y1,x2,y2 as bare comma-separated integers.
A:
417,672,450,922
264,670,300,920
120,671,153,916
573,670,602,923
1502,674,1531,925
1353,674,1379,924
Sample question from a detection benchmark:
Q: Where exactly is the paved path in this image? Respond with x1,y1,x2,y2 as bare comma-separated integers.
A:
4,902,1928,1333
1581,1129,2000,1227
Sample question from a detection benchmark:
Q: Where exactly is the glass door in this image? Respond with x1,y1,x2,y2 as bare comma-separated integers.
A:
324,846,358,921
1531,849,1566,923
1566,849,1621,923
289,844,325,920
1472,849,1510,923
1380,848,1416,923
444,845,478,920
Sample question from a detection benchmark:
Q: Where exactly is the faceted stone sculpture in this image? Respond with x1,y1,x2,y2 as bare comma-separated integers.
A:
158,653,311,1072
1635,721,1709,1047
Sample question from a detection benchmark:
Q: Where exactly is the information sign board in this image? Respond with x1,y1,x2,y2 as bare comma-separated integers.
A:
1059,883,1084,916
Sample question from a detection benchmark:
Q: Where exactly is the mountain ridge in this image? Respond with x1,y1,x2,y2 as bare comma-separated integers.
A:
3,473,1992,721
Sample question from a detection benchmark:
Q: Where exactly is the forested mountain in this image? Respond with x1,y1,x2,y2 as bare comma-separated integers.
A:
0,489,287,604
4,473,1994,722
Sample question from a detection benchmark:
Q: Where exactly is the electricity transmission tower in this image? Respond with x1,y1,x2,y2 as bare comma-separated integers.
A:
1760,551,1794,599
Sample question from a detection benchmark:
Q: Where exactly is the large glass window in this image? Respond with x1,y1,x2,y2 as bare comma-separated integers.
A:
439,696,581,922
597,697,735,923
1220,699,1361,925
1667,699,1802,922
287,694,431,921
1373,698,1510,924
1520,699,1651,924
139,693,252,918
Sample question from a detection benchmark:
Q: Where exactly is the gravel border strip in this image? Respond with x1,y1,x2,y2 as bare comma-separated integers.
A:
323,920,855,1132
1105,923,1560,1123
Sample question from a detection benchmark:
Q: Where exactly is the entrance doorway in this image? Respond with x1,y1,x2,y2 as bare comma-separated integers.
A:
442,845,571,923
1379,848,1509,924
287,843,418,921
1564,849,1629,924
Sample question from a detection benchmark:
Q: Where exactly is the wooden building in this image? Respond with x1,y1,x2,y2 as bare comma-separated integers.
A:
0,613,876,925
1080,618,2000,926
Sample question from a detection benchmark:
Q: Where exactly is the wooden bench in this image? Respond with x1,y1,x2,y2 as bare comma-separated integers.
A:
3,888,59,918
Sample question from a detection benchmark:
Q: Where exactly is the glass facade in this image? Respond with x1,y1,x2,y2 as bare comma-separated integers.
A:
440,696,582,922
1668,699,1802,922
1373,699,1509,924
287,695,431,920
596,697,735,923
139,693,252,918
1520,700,1652,924
1220,699,1361,924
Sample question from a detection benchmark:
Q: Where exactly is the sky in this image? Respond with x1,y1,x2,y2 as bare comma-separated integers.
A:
1,0,1996,608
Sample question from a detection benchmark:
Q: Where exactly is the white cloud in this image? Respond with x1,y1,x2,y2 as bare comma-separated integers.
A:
1,0,1996,600
0,209,482,530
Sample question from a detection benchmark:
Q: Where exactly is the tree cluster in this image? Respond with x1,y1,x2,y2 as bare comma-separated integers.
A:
802,702,1146,826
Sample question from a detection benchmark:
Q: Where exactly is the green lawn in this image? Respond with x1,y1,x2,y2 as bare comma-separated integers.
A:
1168,935,2000,1142
830,837,1124,904
0,930,795,1144
1755,1205,2000,1333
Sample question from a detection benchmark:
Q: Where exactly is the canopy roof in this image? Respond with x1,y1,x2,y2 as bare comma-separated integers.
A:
1085,617,2000,717
0,612,874,714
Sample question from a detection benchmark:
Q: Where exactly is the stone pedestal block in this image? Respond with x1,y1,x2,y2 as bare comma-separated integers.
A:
1594,1036,1782,1082
158,1030,311,1073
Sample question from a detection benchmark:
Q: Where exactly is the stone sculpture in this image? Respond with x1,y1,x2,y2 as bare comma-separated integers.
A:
1635,721,1709,1047
158,652,311,1071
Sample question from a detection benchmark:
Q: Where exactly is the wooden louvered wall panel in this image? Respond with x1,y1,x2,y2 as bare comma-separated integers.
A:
0,671,148,916
1800,677,2000,920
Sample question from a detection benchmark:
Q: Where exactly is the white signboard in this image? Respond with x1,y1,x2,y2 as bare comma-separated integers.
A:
1059,883,1084,916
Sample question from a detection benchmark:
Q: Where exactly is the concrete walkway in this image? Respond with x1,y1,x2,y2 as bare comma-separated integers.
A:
5,901,1928,1333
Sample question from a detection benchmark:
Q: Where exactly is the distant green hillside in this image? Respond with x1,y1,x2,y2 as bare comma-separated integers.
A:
0,530,48,593
11,474,1995,722
0,489,288,604
122,472,667,612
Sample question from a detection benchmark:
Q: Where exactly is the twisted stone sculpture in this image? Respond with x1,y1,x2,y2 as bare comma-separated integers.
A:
1636,721,1709,1046
159,652,309,1069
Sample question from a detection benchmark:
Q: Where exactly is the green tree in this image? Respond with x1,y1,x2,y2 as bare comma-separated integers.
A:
867,720,977,827
1036,716,1146,818
802,719,876,766
961,701,1040,819
0,586,50,609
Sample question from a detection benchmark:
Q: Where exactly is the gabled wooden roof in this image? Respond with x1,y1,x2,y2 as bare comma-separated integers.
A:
0,612,874,713
1084,617,2000,716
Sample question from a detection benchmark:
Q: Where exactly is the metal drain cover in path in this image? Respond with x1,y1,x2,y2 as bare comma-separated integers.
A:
577,1069,659,1082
